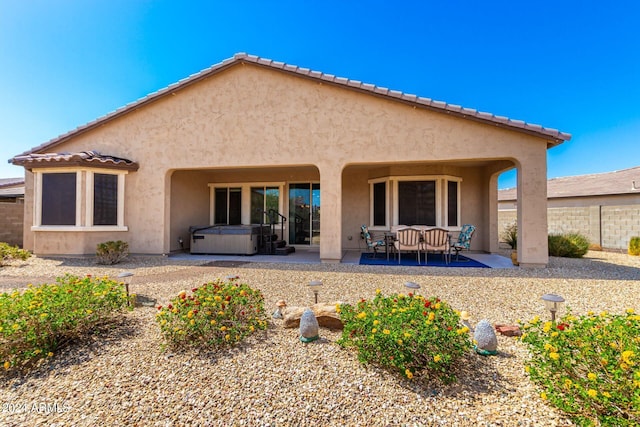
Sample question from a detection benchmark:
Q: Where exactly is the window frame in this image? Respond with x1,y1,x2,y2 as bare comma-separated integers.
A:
208,182,285,225
368,178,389,229
32,168,129,232
368,175,462,230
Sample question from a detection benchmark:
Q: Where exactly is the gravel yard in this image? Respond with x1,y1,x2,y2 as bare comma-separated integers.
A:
1,252,639,426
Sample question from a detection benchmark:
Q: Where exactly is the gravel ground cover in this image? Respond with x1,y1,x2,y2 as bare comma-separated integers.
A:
1,252,639,426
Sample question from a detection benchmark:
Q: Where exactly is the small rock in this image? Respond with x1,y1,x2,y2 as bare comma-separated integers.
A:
494,324,522,337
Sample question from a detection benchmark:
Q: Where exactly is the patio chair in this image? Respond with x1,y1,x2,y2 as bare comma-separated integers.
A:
394,227,422,264
451,224,476,261
421,228,451,264
361,225,385,257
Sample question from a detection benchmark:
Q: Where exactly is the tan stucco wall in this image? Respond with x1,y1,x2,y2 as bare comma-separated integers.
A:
23,63,552,264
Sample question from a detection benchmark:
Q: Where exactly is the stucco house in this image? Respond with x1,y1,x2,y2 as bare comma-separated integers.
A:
9,53,570,267
499,166,640,250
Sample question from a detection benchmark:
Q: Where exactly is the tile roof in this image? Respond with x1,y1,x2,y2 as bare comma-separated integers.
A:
498,166,640,200
0,177,24,188
11,53,571,159
11,151,139,171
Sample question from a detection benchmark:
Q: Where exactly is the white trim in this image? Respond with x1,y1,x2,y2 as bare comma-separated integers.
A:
371,175,462,229
85,170,93,227
32,168,129,230
207,182,286,225
443,178,463,231
367,178,389,230
117,174,125,226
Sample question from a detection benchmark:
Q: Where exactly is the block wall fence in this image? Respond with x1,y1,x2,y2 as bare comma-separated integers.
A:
0,202,24,247
498,204,640,251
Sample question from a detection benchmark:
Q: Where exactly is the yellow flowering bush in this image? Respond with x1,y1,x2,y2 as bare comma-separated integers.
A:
520,309,640,426
337,292,471,383
1,274,132,371
156,277,268,349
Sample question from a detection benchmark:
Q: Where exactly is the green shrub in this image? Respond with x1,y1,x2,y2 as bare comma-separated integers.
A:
156,277,268,349
501,222,518,249
96,240,129,265
1,274,132,371
0,242,30,266
337,291,471,383
548,233,590,258
629,237,640,256
520,310,640,426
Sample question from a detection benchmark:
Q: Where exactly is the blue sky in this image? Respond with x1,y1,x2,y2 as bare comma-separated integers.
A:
1,1,639,188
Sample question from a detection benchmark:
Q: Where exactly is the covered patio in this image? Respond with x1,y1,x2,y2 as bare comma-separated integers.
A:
169,247,515,268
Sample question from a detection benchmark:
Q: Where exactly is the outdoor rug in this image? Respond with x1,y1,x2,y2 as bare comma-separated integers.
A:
359,252,490,268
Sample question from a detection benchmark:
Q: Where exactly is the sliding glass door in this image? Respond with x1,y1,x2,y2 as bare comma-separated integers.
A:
289,183,320,245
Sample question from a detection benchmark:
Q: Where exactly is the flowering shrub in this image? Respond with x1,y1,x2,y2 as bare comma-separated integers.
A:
337,291,471,383
520,310,640,426
156,277,268,349
1,274,132,371
0,242,30,266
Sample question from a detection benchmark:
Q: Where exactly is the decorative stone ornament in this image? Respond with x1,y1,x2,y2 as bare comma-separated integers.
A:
299,308,320,343
272,300,287,319
473,319,498,356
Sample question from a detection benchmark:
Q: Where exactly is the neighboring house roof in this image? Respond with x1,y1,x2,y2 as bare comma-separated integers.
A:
11,151,139,171
10,53,571,160
0,177,24,187
0,177,24,198
498,166,640,201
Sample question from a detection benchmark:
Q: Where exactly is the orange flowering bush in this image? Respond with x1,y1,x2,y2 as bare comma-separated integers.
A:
1,274,132,371
156,277,268,349
337,291,471,383
520,310,640,426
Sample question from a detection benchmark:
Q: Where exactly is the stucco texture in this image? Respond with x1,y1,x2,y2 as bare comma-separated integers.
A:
21,62,555,265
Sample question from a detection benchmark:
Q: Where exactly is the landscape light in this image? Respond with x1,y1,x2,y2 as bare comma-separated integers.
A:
117,272,134,306
309,280,323,304
541,293,565,321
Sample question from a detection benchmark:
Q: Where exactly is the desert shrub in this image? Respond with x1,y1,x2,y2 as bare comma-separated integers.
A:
520,310,640,426
337,291,471,383
629,237,640,256
1,274,132,371
96,240,129,265
501,221,518,249
156,277,268,349
0,242,30,266
548,233,590,258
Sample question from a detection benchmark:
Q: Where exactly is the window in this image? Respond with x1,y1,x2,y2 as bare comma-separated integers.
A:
93,173,118,226
447,180,459,227
34,169,128,231
214,187,242,225
398,180,436,226
372,181,387,227
250,186,280,224
369,176,462,229
41,172,77,225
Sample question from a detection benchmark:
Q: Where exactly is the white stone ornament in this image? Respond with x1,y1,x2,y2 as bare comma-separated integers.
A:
299,308,319,343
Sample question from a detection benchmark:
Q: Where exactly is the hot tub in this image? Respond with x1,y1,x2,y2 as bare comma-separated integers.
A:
189,225,269,255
